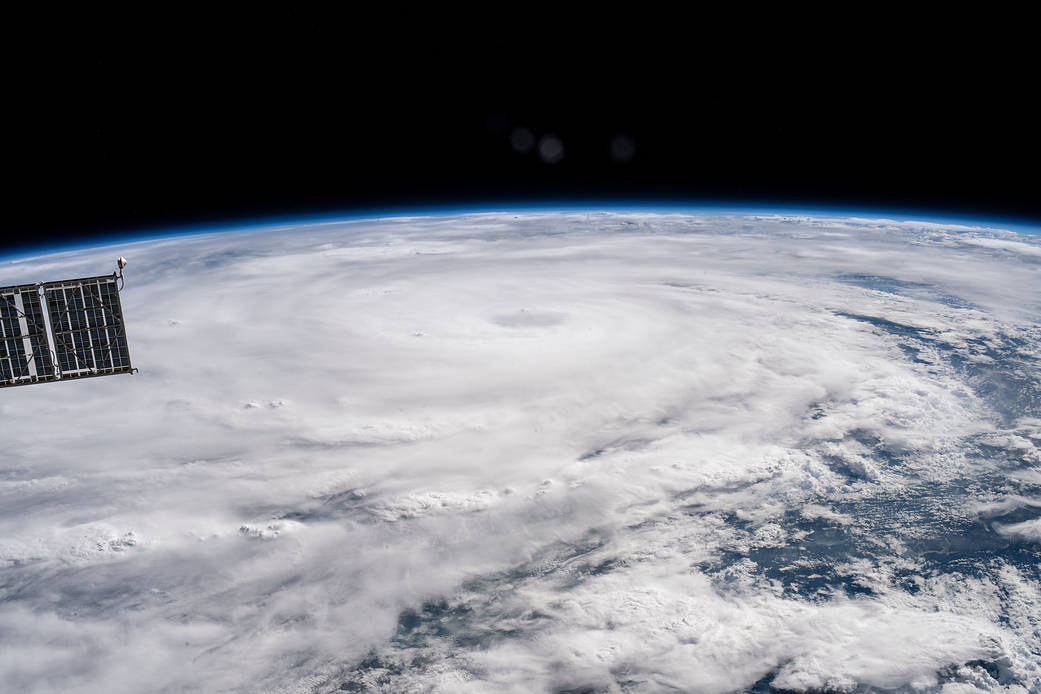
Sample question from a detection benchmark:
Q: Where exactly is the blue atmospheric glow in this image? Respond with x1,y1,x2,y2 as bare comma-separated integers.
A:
3,200,1039,263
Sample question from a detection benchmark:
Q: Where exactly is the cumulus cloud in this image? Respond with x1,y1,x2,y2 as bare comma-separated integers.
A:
1,212,1039,692
995,518,1041,543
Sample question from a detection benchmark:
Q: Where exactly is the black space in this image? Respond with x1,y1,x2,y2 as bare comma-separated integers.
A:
6,42,1038,254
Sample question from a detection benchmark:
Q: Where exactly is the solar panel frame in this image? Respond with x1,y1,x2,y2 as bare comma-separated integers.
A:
44,274,134,382
0,273,134,388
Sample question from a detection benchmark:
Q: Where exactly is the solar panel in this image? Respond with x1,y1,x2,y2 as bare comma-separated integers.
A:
1,283,54,385
0,268,134,388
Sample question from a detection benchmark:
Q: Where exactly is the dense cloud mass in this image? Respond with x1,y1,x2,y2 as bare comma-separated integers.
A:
1,212,1039,693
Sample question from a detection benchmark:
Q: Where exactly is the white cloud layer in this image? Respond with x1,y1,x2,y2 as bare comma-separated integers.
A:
1,212,1039,692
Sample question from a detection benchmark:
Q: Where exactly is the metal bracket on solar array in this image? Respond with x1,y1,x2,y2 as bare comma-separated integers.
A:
116,257,128,291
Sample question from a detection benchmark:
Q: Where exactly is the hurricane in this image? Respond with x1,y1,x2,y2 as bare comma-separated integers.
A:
1,211,1039,693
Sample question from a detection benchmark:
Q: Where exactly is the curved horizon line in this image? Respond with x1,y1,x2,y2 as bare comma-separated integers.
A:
4,199,1040,262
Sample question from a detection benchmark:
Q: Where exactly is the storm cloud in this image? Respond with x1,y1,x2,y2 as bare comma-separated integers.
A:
1,212,1039,692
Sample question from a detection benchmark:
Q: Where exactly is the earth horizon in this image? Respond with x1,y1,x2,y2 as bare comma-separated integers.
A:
1,209,1039,693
